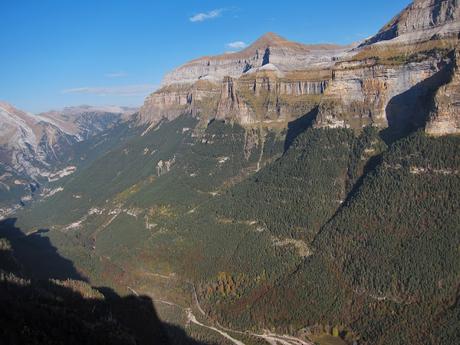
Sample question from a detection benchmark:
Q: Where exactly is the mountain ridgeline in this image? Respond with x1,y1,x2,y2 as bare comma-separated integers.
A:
0,103,138,216
1,1,460,345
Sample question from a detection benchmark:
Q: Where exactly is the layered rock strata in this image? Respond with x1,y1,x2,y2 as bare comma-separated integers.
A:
140,0,460,136
426,46,460,135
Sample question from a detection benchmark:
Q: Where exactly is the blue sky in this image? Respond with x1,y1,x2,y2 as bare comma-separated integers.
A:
0,0,411,113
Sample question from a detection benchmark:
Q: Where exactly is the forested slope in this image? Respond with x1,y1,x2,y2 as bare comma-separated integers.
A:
9,113,460,345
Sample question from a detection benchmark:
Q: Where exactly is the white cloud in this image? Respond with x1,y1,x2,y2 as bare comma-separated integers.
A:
62,84,156,96
105,71,128,78
226,41,248,50
190,9,223,22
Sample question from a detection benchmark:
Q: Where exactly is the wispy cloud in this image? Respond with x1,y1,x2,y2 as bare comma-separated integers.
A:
105,71,129,78
62,84,156,96
226,41,248,50
190,9,223,22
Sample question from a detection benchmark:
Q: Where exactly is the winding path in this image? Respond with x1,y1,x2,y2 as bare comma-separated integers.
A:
186,308,246,345
188,283,313,345
132,283,313,345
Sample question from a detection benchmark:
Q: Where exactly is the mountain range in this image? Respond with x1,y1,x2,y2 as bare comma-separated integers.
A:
0,102,137,214
140,0,460,136
1,1,459,345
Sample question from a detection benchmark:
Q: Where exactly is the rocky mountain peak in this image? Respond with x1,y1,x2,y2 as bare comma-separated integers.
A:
0,102,42,147
245,32,343,52
140,0,460,136
363,0,460,45
244,32,292,50
0,101,34,122
0,101,20,114
254,31,286,42
159,32,349,87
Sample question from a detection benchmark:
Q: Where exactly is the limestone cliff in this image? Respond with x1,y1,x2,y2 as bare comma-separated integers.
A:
426,46,460,135
140,69,330,126
139,81,220,125
315,0,460,133
363,0,460,46
161,33,348,85
314,52,452,131
139,33,346,125
140,0,460,136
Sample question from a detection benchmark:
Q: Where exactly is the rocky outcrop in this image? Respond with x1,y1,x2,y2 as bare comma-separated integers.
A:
315,0,460,133
315,54,451,130
215,71,330,124
140,0,460,136
216,77,254,124
141,70,331,127
139,81,220,125
156,157,176,176
363,0,460,46
426,46,460,135
140,33,347,126
162,33,349,85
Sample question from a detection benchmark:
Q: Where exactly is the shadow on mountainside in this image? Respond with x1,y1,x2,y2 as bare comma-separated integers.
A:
0,218,209,345
382,58,453,144
0,218,84,281
284,107,318,152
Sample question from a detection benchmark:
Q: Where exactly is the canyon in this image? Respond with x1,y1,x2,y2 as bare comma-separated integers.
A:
1,1,459,345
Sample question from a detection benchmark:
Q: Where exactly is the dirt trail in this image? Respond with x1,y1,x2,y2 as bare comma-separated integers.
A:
132,283,313,345
190,283,313,345
253,332,312,345
186,308,246,345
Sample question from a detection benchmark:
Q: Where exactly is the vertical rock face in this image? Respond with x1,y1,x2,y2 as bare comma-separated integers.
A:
315,55,450,130
215,72,329,124
315,0,460,133
140,85,195,124
139,81,221,125
140,0,460,136
156,157,175,176
139,33,347,126
141,70,331,127
216,77,254,124
363,0,460,45
426,47,460,135
161,33,349,85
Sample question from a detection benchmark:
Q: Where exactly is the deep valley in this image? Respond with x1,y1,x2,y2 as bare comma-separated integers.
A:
1,1,459,344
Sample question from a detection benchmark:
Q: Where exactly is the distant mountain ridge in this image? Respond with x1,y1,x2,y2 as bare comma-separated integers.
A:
0,101,76,178
0,102,136,176
0,102,137,213
39,105,137,139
